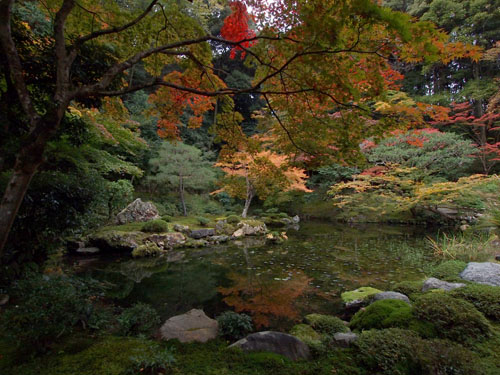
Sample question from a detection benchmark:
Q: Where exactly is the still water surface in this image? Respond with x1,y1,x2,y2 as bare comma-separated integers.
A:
67,222,437,329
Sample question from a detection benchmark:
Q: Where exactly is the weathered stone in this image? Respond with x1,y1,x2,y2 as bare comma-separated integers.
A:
333,332,358,348
160,309,218,343
208,235,229,243
88,231,141,252
292,215,300,224
146,233,185,249
495,254,500,261
422,277,465,292
190,228,216,239
0,294,9,306
173,224,190,234
372,291,411,305
460,262,500,286
115,198,160,224
232,221,267,238
229,331,310,361
76,247,100,255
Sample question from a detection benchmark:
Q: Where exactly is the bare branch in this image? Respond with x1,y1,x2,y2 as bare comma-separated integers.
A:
74,0,159,46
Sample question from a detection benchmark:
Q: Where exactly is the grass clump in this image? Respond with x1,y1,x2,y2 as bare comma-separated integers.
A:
196,216,210,226
141,219,169,233
350,300,413,331
413,293,491,343
304,314,349,335
427,232,496,262
430,260,467,281
450,283,500,321
226,215,241,224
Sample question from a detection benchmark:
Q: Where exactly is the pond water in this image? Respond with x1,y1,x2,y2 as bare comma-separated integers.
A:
66,222,438,330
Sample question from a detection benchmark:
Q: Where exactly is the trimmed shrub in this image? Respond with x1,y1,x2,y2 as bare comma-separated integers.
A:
226,215,241,224
355,328,423,375
304,314,349,335
430,260,467,281
393,280,424,298
265,208,279,214
217,311,253,341
141,219,169,233
196,216,210,226
117,303,160,337
161,215,173,222
278,212,289,218
450,284,500,321
127,344,176,375
350,300,413,331
413,293,491,343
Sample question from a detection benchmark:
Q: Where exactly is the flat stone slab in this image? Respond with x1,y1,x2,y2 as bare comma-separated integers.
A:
422,277,465,292
333,332,358,347
460,262,500,286
230,331,310,361
190,228,216,239
372,291,411,305
160,309,218,343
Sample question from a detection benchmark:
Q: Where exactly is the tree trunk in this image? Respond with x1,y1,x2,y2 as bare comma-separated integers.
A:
241,176,254,218
179,175,187,216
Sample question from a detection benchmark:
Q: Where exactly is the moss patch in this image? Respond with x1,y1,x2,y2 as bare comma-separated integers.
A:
450,284,500,321
304,314,349,335
290,324,322,346
341,287,382,303
430,260,467,282
350,300,413,331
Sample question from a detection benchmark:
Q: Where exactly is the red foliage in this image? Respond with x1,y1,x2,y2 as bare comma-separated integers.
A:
221,1,257,59
360,166,388,176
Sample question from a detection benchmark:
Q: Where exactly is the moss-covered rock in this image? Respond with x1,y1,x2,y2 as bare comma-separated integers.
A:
88,230,144,252
341,287,382,303
450,283,500,321
413,293,491,343
393,280,424,299
350,299,413,331
304,314,349,335
131,242,165,258
289,324,322,346
430,260,467,281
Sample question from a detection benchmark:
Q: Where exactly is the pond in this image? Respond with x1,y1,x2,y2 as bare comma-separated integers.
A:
66,222,438,330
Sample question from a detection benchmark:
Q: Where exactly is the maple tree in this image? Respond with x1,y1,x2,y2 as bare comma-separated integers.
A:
0,0,482,258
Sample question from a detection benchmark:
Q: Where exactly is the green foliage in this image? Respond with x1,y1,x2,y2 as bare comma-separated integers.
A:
0,273,98,350
393,280,424,298
141,219,169,233
196,216,210,226
226,215,241,224
307,164,361,190
341,287,382,303
117,303,160,337
364,130,477,181
289,324,322,345
216,311,253,341
427,233,497,262
278,212,289,218
131,242,164,258
430,260,467,281
413,293,491,343
355,328,423,375
161,215,173,222
450,284,500,321
350,300,413,331
127,344,176,375
304,314,349,335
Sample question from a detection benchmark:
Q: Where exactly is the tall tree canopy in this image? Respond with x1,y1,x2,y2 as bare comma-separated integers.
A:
0,0,479,257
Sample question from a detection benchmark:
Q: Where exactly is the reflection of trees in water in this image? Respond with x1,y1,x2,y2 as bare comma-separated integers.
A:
218,270,313,328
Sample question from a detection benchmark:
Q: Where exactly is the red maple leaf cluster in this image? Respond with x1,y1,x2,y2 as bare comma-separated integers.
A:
221,1,257,59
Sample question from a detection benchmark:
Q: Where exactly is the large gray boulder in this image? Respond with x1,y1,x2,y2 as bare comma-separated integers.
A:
160,309,218,343
232,221,268,238
460,262,500,286
372,291,411,305
116,199,160,224
422,277,465,292
229,331,310,361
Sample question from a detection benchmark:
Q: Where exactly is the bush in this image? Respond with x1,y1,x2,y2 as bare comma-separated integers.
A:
350,300,413,331
141,219,169,233
355,328,424,375
117,303,160,336
278,212,289,218
413,293,491,343
265,208,279,214
304,314,349,335
0,273,98,350
217,311,253,341
252,209,263,216
161,215,173,222
430,260,467,281
393,280,424,298
196,216,210,226
131,242,163,258
450,284,500,321
226,215,240,224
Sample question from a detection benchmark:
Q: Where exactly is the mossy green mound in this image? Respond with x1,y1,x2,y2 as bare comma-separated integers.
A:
430,260,467,281
141,219,169,233
290,324,322,346
304,314,349,335
393,280,424,299
414,293,491,343
350,300,413,331
341,287,382,303
450,283,500,321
